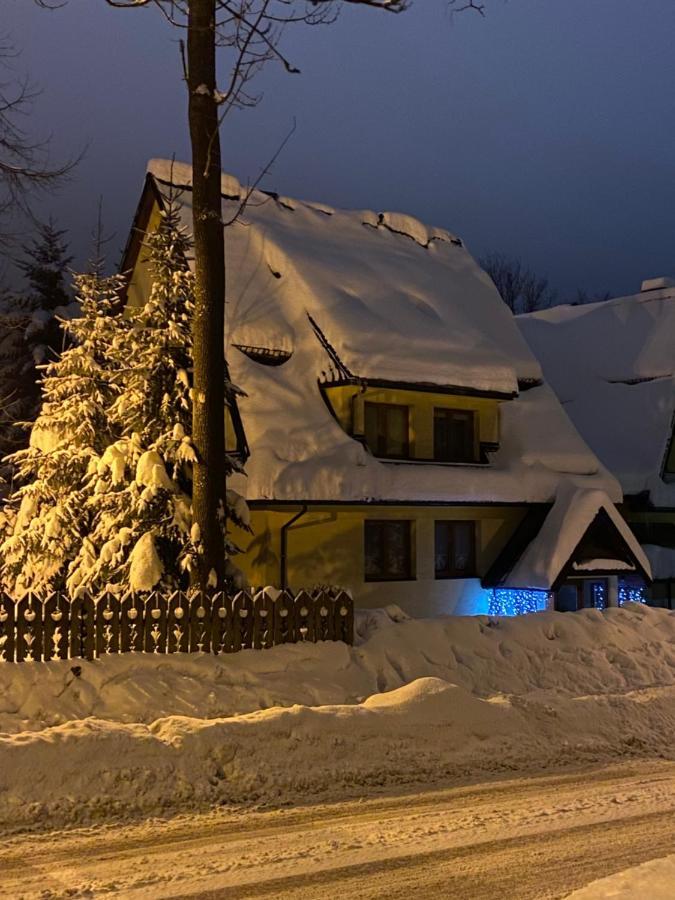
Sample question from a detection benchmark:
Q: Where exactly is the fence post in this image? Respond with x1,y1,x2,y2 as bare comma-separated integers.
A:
0,592,15,662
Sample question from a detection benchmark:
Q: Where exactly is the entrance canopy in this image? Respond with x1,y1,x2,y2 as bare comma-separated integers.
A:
484,482,652,592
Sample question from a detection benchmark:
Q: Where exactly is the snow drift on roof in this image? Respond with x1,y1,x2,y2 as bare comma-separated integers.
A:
519,289,675,504
507,482,651,591
144,160,620,504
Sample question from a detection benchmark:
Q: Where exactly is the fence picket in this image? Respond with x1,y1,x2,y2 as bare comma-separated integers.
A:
189,592,212,653
16,594,43,662
69,594,96,661
314,591,335,642
273,590,295,644
44,593,70,660
143,592,168,654
210,592,231,654
293,590,315,643
0,592,16,662
167,591,190,653
334,591,354,645
120,594,145,652
253,590,274,650
232,591,253,651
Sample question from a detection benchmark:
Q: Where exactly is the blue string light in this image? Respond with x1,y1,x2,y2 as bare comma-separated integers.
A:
618,579,647,605
489,589,550,616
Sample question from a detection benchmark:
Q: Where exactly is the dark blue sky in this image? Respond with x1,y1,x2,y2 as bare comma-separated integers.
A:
7,0,675,299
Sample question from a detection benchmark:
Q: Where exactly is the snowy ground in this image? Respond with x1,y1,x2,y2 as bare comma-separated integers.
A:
1,761,674,898
1,603,675,833
1,603,675,896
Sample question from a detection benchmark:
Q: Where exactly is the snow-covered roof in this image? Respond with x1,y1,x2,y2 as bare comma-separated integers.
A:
142,160,621,505
504,483,651,591
519,287,675,505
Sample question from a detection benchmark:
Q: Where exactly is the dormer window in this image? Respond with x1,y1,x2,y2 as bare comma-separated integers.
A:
364,402,409,459
434,408,476,463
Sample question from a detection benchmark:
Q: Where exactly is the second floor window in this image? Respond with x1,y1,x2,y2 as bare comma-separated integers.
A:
434,408,475,463
364,402,409,458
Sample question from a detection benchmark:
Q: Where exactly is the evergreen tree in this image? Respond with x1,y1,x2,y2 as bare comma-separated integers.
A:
0,266,127,595
1,196,248,597
19,218,74,365
67,196,247,595
0,221,74,467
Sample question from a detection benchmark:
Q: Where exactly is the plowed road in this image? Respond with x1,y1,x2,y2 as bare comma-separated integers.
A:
2,761,675,899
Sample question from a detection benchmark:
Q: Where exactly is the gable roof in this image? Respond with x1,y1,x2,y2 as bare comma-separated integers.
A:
519,287,675,506
130,160,622,505
485,482,652,591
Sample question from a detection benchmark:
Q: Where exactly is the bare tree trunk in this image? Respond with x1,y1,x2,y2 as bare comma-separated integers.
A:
187,0,226,589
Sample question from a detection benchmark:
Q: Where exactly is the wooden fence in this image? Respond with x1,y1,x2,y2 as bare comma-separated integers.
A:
0,588,354,662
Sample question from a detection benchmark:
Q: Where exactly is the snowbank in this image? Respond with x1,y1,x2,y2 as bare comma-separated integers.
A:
2,604,675,829
3,604,675,735
568,854,675,899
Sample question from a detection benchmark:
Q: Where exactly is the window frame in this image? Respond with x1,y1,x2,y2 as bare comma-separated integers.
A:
434,519,477,580
433,407,476,464
364,401,410,460
364,519,414,582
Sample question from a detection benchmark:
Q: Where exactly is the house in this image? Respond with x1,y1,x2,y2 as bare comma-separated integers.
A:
121,160,650,617
519,278,675,608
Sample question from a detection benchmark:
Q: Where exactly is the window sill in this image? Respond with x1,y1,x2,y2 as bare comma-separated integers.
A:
380,458,491,468
364,576,417,583
435,574,478,580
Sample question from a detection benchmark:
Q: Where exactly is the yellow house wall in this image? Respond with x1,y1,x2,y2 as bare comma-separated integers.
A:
323,385,500,460
230,504,527,617
125,201,163,313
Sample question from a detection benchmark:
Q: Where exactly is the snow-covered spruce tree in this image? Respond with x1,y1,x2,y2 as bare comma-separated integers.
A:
66,195,247,596
0,222,74,467
0,266,127,596
19,219,75,365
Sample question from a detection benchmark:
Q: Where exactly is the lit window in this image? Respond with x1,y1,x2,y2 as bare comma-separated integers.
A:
435,520,476,578
364,520,413,581
364,402,409,458
434,408,475,463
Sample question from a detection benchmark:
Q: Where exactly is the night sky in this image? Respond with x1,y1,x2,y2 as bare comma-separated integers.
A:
7,0,675,300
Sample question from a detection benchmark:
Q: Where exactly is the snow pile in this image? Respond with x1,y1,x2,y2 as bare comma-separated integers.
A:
1,673,675,830
568,854,675,899
1,605,675,828
145,160,619,505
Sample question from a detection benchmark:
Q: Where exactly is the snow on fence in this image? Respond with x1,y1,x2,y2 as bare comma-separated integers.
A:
0,588,354,662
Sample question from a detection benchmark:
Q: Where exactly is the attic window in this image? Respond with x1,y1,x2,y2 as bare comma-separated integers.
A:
234,344,292,366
